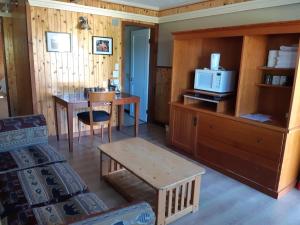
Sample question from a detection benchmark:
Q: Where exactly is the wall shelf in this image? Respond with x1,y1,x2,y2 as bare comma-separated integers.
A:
255,83,292,89
257,66,295,73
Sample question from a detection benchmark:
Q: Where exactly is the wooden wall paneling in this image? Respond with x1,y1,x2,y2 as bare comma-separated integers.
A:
171,39,203,102
288,39,300,129
57,0,159,17
0,19,5,82
235,35,268,116
28,6,134,135
278,130,300,192
155,67,172,124
11,0,33,115
2,18,17,115
159,0,249,17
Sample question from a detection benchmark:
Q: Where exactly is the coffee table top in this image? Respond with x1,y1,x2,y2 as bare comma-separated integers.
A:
98,138,205,189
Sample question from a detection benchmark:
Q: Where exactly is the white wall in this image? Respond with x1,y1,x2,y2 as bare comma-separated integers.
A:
157,3,300,67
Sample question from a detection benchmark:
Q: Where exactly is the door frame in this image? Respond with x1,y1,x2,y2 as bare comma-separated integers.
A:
0,17,11,116
121,21,158,123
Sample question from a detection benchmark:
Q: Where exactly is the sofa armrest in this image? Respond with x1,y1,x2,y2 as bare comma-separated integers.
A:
0,114,48,152
70,202,156,225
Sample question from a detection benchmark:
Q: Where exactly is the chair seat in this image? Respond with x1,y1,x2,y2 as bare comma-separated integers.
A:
77,110,110,124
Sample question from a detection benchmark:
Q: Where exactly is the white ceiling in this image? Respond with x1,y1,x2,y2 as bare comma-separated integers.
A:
101,0,206,10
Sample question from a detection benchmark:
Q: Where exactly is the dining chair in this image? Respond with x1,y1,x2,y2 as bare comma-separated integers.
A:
77,91,115,142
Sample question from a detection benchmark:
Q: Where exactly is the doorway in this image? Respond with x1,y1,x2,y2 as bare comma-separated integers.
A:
122,22,158,125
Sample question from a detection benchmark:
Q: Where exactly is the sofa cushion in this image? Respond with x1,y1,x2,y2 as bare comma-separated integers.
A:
70,202,155,225
77,111,110,124
1,193,108,225
0,115,48,152
0,163,88,216
0,144,65,174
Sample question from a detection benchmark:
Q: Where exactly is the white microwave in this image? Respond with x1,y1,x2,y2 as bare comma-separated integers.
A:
194,69,236,93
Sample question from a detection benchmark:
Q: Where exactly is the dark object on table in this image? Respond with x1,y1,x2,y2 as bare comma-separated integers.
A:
84,87,106,98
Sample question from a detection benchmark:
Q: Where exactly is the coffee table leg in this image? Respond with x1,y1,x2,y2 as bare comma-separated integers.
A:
192,176,201,213
157,189,167,225
100,151,103,180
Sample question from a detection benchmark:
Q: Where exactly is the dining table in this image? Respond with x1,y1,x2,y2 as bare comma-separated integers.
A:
53,92,140,152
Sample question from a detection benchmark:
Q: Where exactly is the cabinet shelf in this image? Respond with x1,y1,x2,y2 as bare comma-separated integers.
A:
257,66,295,73
256,83,292,89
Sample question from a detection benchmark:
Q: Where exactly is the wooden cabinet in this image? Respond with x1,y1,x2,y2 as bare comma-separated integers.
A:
196,112,284,190
170,105,197,155
169,21,300,198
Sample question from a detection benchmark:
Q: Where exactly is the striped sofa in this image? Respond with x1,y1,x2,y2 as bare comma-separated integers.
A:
0,115,155,225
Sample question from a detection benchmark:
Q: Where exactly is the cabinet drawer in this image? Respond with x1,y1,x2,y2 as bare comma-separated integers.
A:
197,113,285,163
196,139,279,189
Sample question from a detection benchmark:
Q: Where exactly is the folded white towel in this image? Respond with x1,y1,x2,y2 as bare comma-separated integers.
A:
280,45,298,51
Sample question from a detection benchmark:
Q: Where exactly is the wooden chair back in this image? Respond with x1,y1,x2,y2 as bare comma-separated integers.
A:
88,91,115,124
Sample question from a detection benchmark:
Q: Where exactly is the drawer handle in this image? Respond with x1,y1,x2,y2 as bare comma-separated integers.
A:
256,138,262,144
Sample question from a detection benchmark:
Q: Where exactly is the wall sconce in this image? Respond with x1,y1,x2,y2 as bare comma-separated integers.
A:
79,16,91,30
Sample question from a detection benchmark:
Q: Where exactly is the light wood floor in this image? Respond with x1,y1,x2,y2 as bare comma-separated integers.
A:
49,123,300,225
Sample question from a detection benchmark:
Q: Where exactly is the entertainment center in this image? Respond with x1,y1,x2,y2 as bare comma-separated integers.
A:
169,20,300,198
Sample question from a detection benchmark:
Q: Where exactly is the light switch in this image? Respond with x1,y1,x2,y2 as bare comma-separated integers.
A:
114,63,119,71
113,70,119,78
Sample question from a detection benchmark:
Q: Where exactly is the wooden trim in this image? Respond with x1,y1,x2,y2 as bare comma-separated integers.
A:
171,102,288,133
28,0,159,24
26,2,37,114
0,18,11,116
159,0,300,23
120,21,158,123
158,0,248,17
156,65,172,69
173,20,300,39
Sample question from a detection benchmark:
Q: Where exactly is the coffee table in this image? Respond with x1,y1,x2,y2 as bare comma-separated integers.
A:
98,138,205,225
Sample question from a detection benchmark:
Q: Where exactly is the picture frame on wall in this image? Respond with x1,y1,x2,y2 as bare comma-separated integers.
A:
92,36,113,55
46,32,71,52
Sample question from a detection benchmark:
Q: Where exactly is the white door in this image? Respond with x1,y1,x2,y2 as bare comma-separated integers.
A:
130,29,150,122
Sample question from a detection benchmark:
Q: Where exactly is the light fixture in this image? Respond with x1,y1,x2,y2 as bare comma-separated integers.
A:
79,16,91,30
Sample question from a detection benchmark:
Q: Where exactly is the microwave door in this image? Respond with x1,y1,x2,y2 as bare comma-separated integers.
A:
212,72,221,91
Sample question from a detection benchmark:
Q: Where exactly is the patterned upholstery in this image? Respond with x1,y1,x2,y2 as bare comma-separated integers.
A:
1,193,108,225
0,163,88,216
70,202,155,225
0,115,156,225
0,143,65,174
0,115,48,152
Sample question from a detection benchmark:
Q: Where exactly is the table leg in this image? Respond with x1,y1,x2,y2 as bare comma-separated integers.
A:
54,100,61,141
117,105,124,131
134,102,140,136
66,104,74,152
192,176,201,213
100,151,103,180
157,189,167,225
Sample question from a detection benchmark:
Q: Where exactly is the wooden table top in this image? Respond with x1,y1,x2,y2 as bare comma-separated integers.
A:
98,138,205,189
54,92,139,104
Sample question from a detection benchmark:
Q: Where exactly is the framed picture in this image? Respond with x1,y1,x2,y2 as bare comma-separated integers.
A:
46,32,71,52
93,36,113,55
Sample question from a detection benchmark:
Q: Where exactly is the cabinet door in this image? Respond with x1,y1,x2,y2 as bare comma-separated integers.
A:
170,106,197,154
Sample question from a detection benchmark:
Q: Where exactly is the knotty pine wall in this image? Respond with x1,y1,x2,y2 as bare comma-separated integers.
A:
158,0,250,17
2,18,17,115
57,0,158,17
28,6,154,136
